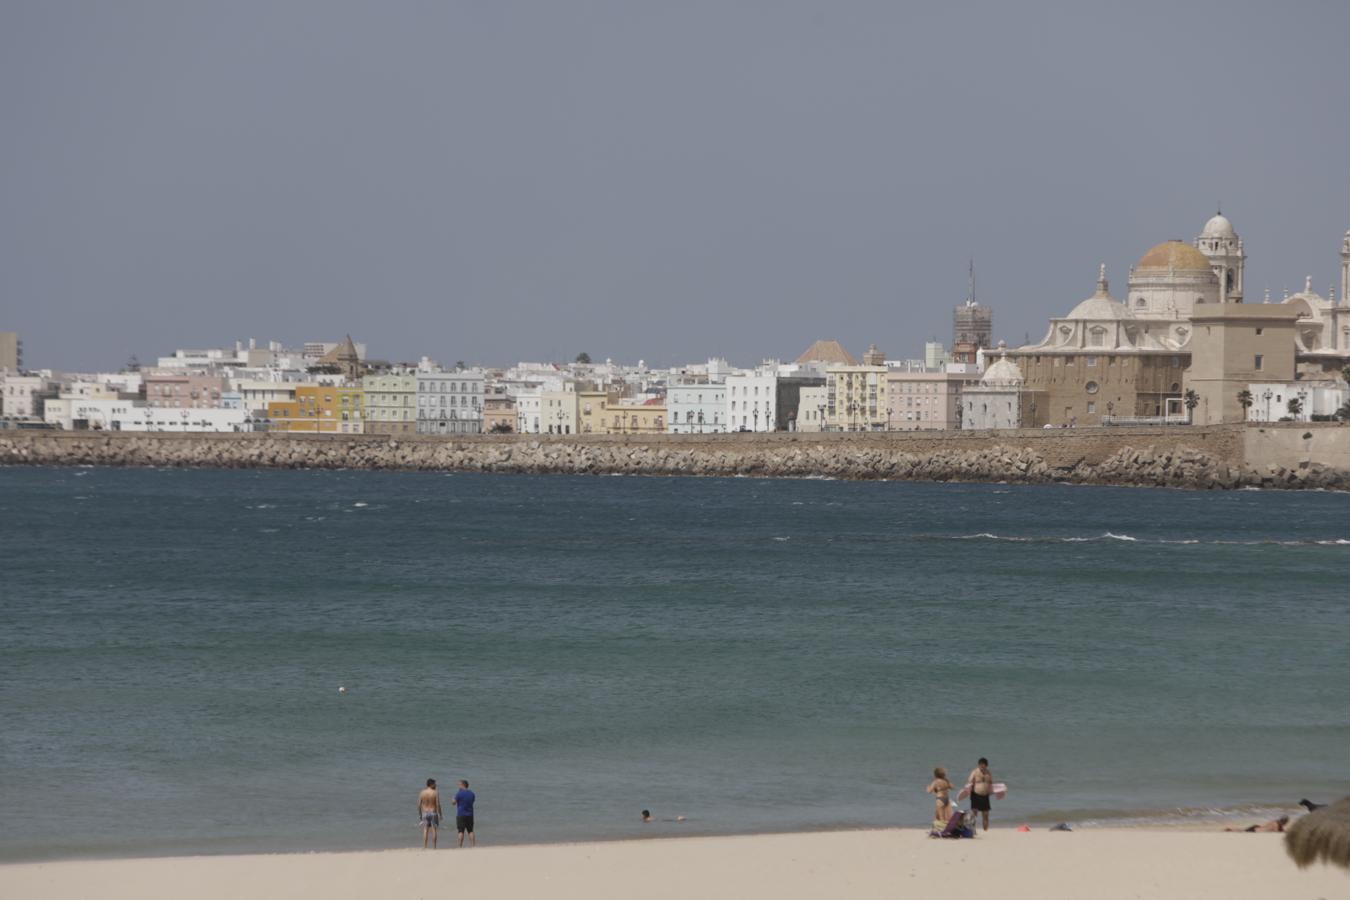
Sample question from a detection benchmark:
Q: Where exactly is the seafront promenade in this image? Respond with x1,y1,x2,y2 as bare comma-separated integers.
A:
3,422,1349,490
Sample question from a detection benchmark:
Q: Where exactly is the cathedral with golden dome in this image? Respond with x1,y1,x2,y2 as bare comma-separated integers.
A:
991,212,1350,428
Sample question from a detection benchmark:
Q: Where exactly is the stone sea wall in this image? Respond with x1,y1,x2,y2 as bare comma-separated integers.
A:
4,423,1350,490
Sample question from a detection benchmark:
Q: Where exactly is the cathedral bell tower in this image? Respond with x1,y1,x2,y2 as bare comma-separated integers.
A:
1341,229,1349,306
1195,209,1245,303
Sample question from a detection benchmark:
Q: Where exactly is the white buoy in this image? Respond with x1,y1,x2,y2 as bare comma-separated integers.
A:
338,686,347,694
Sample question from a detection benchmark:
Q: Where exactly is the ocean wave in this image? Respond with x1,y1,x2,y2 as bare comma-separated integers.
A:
1031,803,1301,829
944,533,1349,547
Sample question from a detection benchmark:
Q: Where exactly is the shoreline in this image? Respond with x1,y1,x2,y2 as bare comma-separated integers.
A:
3,423,1350,490
0,803,1311,867
1,827,1340,900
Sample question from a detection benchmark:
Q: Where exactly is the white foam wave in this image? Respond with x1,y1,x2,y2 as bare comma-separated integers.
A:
944,533,1350,547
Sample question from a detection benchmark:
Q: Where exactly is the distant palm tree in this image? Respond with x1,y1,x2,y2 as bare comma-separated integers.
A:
1336,400,1350,421
1287,397,1304,418
1237,389,1253,419
1183,389,1199,421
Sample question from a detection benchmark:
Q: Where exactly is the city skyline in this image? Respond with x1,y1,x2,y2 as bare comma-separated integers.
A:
4,3,1350,372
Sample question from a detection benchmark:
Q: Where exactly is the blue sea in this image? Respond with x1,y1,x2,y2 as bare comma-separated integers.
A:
1,466,1348,861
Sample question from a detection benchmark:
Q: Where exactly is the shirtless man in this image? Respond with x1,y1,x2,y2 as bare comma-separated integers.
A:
418,778,444,848
966,758,993,831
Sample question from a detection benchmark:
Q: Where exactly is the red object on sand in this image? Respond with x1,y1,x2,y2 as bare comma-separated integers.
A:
1017,824,1031,832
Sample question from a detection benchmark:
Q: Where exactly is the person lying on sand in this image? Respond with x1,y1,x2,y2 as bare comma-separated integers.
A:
1225,816,1289,833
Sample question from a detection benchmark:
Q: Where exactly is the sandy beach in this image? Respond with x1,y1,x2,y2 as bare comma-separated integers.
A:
2,828,1342,900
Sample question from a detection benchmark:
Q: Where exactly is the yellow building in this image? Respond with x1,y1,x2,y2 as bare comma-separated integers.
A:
267,385,363,433
575,390,666,433
576,390,615,434
541,390,579,435
605,400,667,434
824,365,888,431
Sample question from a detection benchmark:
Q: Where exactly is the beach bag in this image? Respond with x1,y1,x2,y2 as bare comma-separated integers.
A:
938,809,966,838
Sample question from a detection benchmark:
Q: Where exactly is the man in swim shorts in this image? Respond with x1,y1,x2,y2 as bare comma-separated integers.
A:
967,757,993,831
418,778,443,848
454,779,476,847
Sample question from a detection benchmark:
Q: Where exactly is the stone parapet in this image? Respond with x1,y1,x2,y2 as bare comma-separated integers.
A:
1,424,1347,490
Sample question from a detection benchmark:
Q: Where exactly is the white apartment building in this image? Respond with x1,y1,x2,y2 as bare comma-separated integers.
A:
1,373,55,420
416,368,485,434
796,385,829,432
667,382,728,433
233,380,300,416
725,370,778,432
515,387,543,434
1245,381,1347,422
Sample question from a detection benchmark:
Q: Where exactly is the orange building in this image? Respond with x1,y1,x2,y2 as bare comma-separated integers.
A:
267,385,363,433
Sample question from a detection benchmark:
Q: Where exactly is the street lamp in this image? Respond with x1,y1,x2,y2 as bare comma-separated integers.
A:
1262,389,1273,422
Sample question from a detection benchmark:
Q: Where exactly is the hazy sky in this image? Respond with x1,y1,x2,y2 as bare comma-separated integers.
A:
4,1,1349,371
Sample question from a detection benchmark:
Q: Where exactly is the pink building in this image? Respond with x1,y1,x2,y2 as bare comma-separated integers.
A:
886,369,981,431
142,372,229,409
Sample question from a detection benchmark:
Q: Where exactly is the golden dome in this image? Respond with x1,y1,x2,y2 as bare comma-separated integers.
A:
1137,240,1212,271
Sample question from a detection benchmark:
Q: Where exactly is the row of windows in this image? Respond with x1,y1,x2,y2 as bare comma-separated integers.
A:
418,395,478,407
1028,355,1182,368
417,381,482,393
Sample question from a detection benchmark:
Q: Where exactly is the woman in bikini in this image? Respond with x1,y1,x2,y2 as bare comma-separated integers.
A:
926,767,955,827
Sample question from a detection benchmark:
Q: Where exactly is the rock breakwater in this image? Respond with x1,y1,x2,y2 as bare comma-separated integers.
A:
3,427,1348,490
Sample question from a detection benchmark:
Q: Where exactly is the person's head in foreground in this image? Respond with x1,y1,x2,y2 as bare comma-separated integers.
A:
934,767,946,780
641,809,652,822
978,757,989,770
459,780,469,789
427,779,436,789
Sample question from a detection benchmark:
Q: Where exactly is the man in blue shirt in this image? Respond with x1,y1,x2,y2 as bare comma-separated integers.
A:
453,779,476,847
